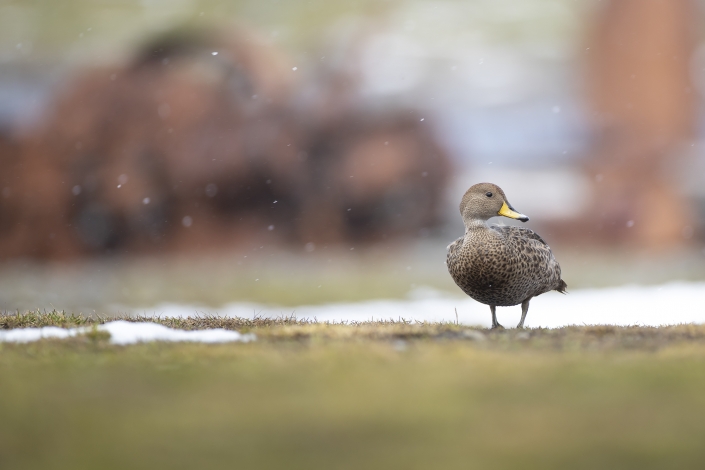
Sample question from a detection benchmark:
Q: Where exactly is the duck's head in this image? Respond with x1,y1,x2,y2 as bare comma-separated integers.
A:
459,182,529,225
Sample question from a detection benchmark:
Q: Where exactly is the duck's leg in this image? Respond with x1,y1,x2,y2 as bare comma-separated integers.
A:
490,305,503,329
517,298,532,328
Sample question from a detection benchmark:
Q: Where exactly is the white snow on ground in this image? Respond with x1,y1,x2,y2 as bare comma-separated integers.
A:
0,326,79,343
0,321,256,344
2,282,704,343
102,321,256,345
134,282,705,329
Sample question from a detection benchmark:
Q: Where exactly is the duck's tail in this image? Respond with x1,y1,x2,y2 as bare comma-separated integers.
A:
555,279,568,294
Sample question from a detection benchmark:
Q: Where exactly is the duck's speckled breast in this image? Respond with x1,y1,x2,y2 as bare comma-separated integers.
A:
446,228,544,306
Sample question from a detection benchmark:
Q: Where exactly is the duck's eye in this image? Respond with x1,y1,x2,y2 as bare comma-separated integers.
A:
485,192,493,197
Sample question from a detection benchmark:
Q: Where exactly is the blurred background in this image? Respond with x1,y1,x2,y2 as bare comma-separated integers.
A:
1,0,705,313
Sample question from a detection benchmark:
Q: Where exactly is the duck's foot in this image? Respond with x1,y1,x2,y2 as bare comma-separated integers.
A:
489,306,503,330
516,298,530,330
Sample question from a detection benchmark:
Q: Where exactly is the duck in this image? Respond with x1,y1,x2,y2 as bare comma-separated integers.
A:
446,182,566,329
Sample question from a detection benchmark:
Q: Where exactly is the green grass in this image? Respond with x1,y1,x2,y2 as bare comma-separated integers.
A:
3,245,705,314
3,313,705,469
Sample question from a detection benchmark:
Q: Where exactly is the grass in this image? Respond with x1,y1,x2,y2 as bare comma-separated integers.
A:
3,312,705,469
4,245,705,313
0,246,456,310
6,309,705,349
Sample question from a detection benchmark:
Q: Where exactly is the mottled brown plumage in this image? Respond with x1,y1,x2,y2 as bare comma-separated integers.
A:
447,183,566,328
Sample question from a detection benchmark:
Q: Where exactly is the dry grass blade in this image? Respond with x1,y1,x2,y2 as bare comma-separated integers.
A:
3,310,705,351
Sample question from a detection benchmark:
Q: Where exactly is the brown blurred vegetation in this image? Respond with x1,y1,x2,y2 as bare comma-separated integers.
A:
0,28,450,260
1,0,704,261
581,0,699,250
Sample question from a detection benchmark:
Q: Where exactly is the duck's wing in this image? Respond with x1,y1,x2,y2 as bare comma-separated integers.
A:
491,225,567,294
491,225,549,247
446,235,464,259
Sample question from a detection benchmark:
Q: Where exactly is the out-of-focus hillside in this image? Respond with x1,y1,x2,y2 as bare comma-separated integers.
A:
1,0,705,296
1,27,451,259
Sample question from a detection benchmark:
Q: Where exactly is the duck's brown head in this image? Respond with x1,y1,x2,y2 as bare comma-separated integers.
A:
459,182,529,224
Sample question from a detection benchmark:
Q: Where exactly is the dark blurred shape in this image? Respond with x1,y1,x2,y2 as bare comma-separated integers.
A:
583,0,697,249
0,129,22,248
0,27,450,260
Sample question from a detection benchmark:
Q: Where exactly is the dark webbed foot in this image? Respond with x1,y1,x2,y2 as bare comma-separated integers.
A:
489,305,503,330
516,298,532,329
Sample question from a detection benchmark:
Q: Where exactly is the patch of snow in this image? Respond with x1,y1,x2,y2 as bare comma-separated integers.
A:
134,282,705,328
0,326,79,343
101,321,255,345
0,321,255,345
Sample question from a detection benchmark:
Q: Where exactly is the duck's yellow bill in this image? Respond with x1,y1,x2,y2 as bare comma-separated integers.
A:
498,201,530,222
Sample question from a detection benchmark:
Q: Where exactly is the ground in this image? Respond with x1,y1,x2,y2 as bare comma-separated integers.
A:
2,312,705,470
